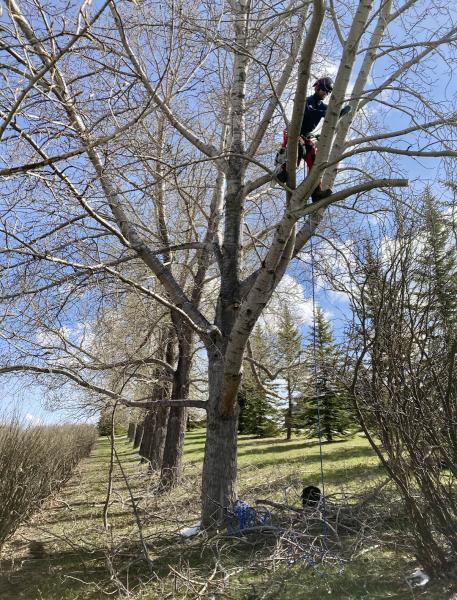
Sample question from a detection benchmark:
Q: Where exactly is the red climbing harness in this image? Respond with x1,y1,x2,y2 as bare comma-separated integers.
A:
274,129,319,183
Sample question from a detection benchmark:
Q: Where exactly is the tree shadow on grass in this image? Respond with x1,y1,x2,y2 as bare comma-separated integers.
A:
0,548,117,600
238,460,386,498
43,508,137,526
238,441,376,462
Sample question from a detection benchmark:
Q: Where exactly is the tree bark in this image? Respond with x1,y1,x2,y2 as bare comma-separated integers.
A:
159,405,187,488
140,333,175,469
127,422,136,443
286,378,292,440
139,410,156,461
133,421,144,449
159,320,193,489
148,405,170,470
201,357,238,527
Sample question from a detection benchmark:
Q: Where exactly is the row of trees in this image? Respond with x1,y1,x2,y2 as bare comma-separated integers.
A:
101,303,356,456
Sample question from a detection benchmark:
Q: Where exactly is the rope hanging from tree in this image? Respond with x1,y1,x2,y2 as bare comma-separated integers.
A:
309,235,328,541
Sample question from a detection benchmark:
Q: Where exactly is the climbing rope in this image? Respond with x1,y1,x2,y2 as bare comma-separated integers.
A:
309,235,328,542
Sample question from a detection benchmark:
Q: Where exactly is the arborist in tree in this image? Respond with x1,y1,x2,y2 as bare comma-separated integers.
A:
275,77,351,202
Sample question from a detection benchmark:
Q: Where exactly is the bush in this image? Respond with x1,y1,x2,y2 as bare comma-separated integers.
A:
0,420,96,551
98,408,128,437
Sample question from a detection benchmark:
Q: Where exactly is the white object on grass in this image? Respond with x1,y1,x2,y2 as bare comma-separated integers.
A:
178,522,201,538
406,568,430,587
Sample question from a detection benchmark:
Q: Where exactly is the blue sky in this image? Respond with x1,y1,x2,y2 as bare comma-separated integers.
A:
1,0,456,423
0,380,96,425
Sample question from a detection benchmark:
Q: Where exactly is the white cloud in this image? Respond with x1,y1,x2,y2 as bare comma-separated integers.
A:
258,274,314,333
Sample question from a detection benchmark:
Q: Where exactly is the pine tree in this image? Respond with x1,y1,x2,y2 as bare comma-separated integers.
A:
276,306,305,439
237,373,279,437
416,189,457,344
414,189,457,461
237,328,280,437
301,308,354,442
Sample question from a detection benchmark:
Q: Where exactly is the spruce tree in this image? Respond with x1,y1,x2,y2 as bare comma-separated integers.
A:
237,328,280,437
276,306,305,439
416,189,457,344
237,373,279,437
414,189,457,460
301,308,354,442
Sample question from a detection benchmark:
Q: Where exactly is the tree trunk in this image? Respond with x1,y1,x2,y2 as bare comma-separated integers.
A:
133,421,144,449
201,358,238,527
127,422,136,443
139,410,156,461
146,335,175,470
160,405,187,489
148,405,169,470
160,321,193,490
286,379,292,440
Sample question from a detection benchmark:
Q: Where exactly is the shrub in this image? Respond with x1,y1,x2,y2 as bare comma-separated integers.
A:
0,420,96,551
98,408,128,437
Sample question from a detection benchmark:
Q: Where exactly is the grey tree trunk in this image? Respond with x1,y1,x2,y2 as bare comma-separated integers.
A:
286,378,292,440
133,421,144,449
201,357,238,527
159,405,187,488
160,321,193,489
139,410,156,461
148,405,169,470
138,333,176,469
127,422,136,442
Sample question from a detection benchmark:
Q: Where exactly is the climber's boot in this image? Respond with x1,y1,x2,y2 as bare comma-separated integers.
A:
311,185,333,203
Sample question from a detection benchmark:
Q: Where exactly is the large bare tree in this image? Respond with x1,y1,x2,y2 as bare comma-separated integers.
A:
1,0,456,526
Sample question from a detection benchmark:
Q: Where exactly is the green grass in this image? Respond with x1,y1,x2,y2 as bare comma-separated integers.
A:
0,431,455,599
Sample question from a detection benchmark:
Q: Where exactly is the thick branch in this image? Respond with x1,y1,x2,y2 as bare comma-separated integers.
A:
293,178,410,217
241,177,409,297
345,116,456,148
248,8,308,157
313,0,374,179
124,399,207,410
339,146,457,160
323,0,392,187
286,0,326,188
0,365,121,401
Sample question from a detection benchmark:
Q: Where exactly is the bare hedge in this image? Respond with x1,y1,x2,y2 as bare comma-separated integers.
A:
0,420,96,550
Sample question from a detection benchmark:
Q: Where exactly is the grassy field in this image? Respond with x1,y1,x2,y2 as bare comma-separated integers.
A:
0,430,455,599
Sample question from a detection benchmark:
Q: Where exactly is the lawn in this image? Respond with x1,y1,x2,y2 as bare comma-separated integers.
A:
0,430,455,599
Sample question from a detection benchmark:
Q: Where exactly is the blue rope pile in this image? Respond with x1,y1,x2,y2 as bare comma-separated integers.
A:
226,499,270,534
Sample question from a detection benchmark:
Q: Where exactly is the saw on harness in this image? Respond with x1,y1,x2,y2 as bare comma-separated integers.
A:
273,130,329,202
274,129,319,181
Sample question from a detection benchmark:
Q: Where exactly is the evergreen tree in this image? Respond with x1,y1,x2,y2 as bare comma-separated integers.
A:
414,189,457,460
237,372,279,437
300,308,355,442
276,306,305,439
416,189,457,344
237,328,280,437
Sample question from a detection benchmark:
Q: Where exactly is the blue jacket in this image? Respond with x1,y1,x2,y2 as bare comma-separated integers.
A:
300,93,327,137
300,93,351,137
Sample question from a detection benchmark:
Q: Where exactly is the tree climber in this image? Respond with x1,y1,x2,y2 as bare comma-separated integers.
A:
275,77,351,202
